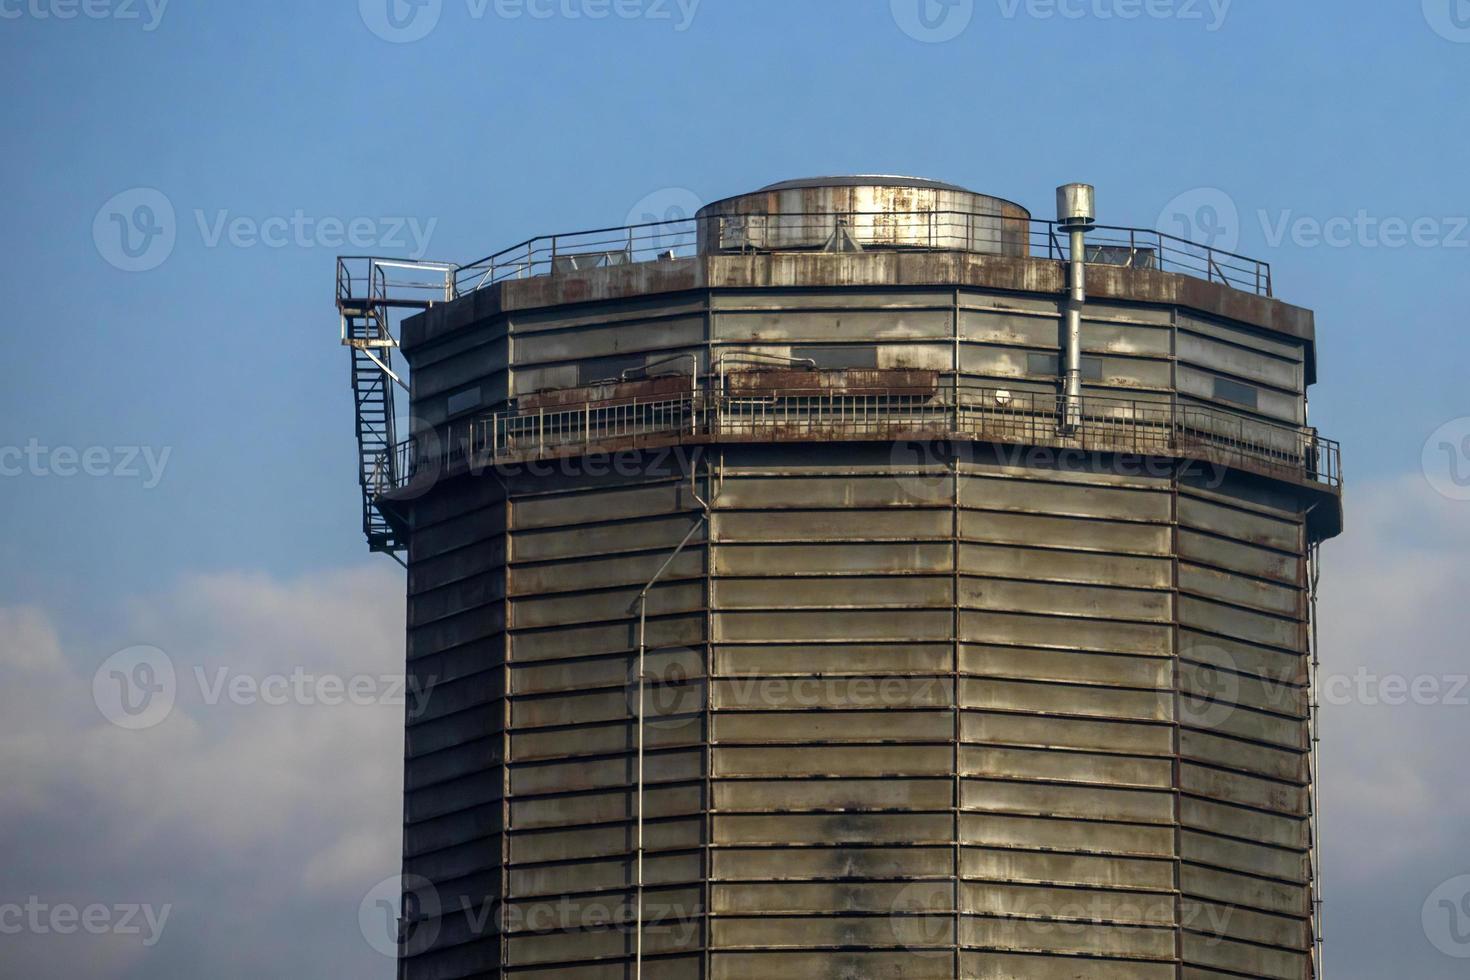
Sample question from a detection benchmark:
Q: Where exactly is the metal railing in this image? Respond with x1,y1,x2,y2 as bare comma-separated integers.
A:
386,384,1340,492
451,210,1273,297
337,256,456,312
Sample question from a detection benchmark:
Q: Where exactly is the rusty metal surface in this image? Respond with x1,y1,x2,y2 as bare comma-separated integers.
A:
403,250,1314,360
723,368,939,396
518,374,692,412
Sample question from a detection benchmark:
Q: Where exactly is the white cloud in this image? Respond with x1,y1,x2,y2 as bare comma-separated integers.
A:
0,565,405,979
1317,475,1470,977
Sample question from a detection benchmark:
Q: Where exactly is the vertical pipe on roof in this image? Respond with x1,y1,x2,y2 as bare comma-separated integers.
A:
1057,184,1096,433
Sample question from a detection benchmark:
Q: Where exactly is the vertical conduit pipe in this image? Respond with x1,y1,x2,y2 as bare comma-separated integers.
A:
631,511,709,980
1056,184,1096,433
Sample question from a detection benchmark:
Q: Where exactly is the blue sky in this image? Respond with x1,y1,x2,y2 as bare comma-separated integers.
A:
2,1,1469,977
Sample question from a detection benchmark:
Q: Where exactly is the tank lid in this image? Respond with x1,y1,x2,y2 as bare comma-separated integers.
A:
757,175,975,194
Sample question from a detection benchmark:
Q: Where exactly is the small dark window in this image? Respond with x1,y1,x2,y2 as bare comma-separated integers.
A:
1027,352,1102,381
805,346,879,370
578,354,646,386
1213,376,1259,409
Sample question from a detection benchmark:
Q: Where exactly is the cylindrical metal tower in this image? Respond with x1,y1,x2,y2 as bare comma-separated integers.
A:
355,176,1343,979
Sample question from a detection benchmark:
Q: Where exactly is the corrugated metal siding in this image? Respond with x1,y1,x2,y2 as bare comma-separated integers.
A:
398,286,1321,978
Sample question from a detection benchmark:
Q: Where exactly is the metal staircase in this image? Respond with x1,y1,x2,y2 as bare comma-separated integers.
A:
337,257,456,558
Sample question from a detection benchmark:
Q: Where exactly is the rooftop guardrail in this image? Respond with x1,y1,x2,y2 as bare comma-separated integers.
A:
380,384,1339,498
451,210,1273,297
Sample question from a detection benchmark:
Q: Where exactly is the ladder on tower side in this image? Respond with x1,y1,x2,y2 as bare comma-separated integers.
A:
337,257,457,559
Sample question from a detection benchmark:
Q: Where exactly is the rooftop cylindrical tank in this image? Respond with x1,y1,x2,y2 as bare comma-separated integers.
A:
696,175,1033,257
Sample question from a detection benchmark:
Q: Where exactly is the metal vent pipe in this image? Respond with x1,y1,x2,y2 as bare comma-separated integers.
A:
1056,183,1096,432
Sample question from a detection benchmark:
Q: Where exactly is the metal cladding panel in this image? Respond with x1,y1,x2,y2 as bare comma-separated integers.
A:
711,950,957,979
963,880,1175,924
399,355,1323,977
714,641,951,676
713,307,954,341
1178,329,1305,392
714,710,952,743
963,915,1177,959
963,951,1176,979
961,643,1171,686
712,880,949,914
961,710,1172,756
512,315,706,363
961,812,1174,857
714,812,954,846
